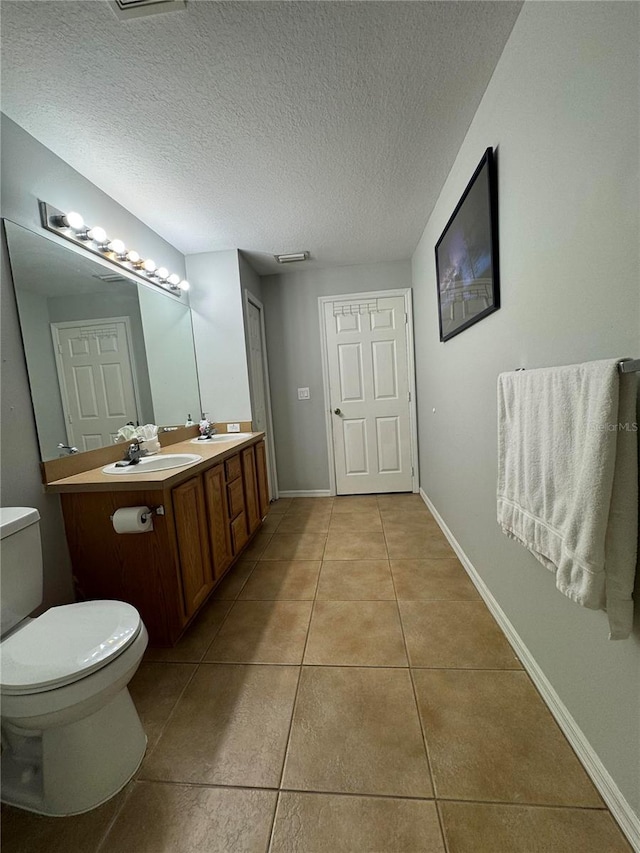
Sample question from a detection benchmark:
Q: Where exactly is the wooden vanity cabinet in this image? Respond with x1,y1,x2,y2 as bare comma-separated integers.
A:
203,463,233,579
60,486,187,645
59,439,270,646
225,453,249,554
172,476,214,618
241,446,261,536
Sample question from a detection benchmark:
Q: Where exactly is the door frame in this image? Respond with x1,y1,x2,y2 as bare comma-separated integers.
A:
318,288,419,496
244,291,279,501
51,315,142,447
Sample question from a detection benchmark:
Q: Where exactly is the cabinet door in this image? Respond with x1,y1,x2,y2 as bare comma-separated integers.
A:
172,476,214,618
227,478,245,520
203,464,233,580
231,513,249,554
255,440,270,518
241,446,261,535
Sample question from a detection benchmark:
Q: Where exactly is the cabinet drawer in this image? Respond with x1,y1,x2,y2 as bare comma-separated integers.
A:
227,477,245,520
231,512,249,554
225,455,242,482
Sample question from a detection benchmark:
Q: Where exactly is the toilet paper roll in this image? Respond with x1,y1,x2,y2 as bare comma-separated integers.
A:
112,506,153,534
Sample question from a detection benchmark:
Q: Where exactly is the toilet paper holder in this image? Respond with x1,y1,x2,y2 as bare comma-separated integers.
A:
110,505,165,523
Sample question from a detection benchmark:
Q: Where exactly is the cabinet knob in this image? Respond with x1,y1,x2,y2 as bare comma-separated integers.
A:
334,408,342,415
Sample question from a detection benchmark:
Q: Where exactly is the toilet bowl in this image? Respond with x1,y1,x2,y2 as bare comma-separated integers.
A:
0,508,148,816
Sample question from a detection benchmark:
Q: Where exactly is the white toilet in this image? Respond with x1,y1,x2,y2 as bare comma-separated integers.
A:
0,507,148,816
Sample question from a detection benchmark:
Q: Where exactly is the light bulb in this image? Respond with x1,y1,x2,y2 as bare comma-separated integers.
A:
126,250,140,264
178,280,190,291
167,273,180,286
87,226,107,244
143,259,157,273
156,267,169,280
108,239,126,255
63,211,84,230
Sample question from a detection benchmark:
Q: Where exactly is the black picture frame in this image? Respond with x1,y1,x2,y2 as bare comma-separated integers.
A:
435,147,500,342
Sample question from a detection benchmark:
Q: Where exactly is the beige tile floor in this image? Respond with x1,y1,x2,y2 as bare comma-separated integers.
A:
1,495,632,852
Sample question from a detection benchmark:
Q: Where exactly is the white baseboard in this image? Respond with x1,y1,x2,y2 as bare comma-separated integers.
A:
278,490,333,498
420,487,640,852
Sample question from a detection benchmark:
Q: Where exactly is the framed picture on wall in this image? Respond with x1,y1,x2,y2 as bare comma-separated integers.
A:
435,146,500,342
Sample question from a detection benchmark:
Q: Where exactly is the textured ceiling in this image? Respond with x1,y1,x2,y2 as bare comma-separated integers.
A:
1,1,522,274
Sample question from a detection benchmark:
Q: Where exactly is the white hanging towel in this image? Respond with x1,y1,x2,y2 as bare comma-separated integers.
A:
497,359,638,639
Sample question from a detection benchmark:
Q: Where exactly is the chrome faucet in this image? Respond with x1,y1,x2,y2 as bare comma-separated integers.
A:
198,424,217,440
115,440,149,467
58,443,79,456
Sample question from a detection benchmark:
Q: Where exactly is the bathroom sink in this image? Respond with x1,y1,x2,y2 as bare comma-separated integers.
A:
190,433,254,444
102,453,202,475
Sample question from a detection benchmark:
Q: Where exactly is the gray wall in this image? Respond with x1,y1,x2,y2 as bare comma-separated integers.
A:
239,252,263,304
187,249,253,423
239,251,263,428
412,1,640,820
261,260,412,492
13,288,68,461
137,285,200,426
1,116,185,611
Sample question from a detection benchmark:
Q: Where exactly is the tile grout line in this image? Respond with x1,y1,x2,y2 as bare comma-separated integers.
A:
134,661,201,768
386,511,611,828
191,660,529,670
265,791,281,853
382,503,608,814
435,799,452,853
387,543,440,805
198,594,243,662
98,775,614,811
383,507,450,850
94,782,136,853
96,640,205,851
195,554,266,663
138,548,263,777
265,506,327,852
382,502,458,853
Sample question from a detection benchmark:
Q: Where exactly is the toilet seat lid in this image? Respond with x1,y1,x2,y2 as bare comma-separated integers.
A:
0,601,141,694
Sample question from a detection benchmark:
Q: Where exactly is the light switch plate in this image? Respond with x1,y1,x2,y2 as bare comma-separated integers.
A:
227,423,240,432
297,387,310,400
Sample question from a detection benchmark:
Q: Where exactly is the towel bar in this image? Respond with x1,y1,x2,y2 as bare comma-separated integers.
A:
516,360,640,374
618,359,640,374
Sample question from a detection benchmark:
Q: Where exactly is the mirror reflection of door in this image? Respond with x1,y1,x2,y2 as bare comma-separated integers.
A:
51,317,140,451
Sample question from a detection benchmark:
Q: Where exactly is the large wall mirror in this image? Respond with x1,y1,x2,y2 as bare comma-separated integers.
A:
5,220,201,462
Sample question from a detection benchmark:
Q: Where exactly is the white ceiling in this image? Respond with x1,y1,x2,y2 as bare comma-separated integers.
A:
1,0,522,275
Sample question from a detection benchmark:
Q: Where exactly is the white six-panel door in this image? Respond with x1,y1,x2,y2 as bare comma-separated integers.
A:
323,295,413,494
52,318,140,451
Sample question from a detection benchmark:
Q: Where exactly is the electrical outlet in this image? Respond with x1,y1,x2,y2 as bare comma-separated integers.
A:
227,423,240,432
297,387,310,400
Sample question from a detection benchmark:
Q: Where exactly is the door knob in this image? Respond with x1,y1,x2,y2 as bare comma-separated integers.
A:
334,408,342,415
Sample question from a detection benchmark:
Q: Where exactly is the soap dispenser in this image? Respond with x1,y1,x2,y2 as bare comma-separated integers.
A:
185,414,195,427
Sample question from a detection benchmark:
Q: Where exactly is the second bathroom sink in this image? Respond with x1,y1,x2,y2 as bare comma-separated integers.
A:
190,433,254,444
102,453,202,475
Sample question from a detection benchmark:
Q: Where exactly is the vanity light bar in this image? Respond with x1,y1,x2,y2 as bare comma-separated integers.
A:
39,201,189,296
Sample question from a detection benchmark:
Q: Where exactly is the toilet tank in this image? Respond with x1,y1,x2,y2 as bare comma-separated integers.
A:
0,508,43,636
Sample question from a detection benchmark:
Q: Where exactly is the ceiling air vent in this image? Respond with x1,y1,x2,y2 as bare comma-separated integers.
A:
274,251,310,264
110,0,186,21
92,273,130,284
